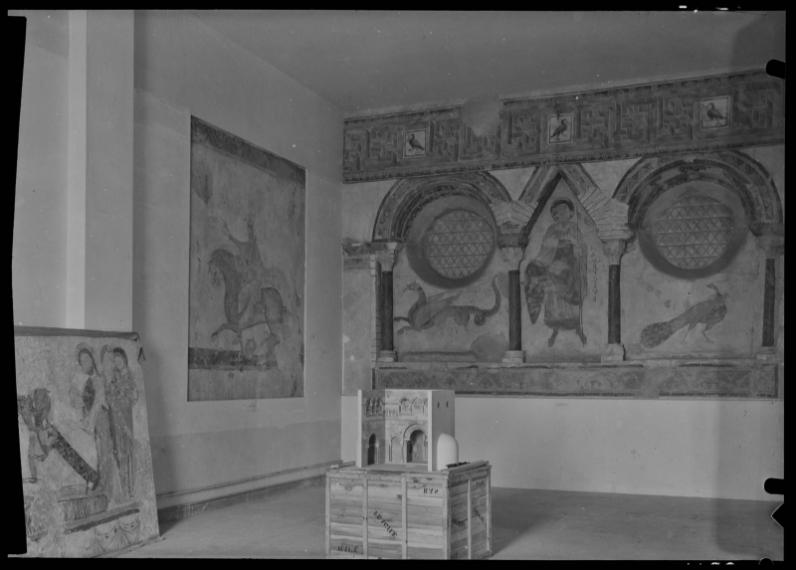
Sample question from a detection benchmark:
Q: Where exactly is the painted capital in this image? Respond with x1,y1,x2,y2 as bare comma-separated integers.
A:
370,241,403,272
492,200,534,252
490,200,535,233
601,238,628,265
499,246,525,269
756,233,784,257
377,350,397,363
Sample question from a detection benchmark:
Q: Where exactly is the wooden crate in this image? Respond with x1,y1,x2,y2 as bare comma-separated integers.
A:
326,461,491,559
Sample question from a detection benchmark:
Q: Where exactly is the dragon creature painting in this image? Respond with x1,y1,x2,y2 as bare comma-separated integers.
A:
394,274,502,335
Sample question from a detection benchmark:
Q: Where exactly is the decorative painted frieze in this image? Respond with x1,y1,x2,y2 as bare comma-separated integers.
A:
374,360,778,398
343,71,784,182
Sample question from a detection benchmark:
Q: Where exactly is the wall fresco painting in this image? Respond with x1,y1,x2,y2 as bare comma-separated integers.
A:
393,251,508,361
524,198,589,347
188,117,305,401
15,328,159,557
640,284,728,349
395,274,502,336
521,182,606,359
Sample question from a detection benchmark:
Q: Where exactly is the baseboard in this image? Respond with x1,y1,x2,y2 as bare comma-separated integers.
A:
157,460,345,523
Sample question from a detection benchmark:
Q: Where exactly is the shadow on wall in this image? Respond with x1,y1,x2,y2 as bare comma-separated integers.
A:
135,348,174,503
711,12,784,559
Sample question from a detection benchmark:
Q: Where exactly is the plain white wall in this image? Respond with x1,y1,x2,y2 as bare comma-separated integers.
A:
341,395,783,500
12,10,69,327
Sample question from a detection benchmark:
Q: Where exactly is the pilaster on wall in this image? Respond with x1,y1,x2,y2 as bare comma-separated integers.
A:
373,242,401,362
65,10,135,331
755,227,784,360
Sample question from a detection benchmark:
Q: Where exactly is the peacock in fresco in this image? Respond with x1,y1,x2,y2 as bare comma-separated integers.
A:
639,284,728,349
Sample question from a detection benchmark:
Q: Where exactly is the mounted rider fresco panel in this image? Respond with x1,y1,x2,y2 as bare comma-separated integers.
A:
188,117,305,401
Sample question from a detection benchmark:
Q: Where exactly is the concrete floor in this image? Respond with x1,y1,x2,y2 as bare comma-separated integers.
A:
118,481,783,560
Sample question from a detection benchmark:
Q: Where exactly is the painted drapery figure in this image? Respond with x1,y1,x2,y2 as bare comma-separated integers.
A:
524,199,588,347
103,346,138,500
74,345,117,500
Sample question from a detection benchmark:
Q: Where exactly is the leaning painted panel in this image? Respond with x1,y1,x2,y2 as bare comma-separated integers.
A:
15,327,159,557
188,117,306,400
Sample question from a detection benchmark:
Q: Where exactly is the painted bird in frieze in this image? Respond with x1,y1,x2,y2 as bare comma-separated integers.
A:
639,284,728,349
705,102,725,121
407,133,425,151
550,118,569,140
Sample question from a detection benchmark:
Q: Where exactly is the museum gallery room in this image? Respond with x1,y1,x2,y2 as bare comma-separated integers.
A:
9,9,784,560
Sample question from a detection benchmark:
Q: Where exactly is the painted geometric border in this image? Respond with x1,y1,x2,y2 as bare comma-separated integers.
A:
343,71,784,182
374,361,778,399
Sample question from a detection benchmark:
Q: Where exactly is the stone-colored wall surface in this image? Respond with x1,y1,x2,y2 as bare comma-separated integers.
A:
343,267,375,394
15,329,159,557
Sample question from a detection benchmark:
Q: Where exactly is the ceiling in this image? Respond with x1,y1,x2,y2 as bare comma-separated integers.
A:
192,10,786,115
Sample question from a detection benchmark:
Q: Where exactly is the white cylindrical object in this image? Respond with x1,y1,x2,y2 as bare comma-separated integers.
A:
436,432,459,468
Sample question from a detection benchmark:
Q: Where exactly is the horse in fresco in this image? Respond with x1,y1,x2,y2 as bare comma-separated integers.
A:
208,247,287,354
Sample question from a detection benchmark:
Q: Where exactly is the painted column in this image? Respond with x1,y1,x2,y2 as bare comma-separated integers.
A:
368,255,382,362
491,199,534,364
499,246,525,364
381,270,395,354
601,238,628,362
755,229,784,359
373,242,401,362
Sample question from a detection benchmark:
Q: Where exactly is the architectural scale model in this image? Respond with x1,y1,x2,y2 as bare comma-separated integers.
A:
356,389,455,471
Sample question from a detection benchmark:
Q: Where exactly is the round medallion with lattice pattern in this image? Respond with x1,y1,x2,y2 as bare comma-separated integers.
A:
405,195,497,288
650,193,735,270
639,184,747,279
423,210,495,280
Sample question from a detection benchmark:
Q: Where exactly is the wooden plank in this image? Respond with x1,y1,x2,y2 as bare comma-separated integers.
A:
329,537,364,557
325,473,331,555
362,475,368,558
401,475,408,558
366,503,403,520
467,478,472,560
402,495,445,508
406,503,443,519
366,538,402,559
330,503,365,517
485,469,492,555
442,472,450,560
408,546,445,559
470,529,488,555
330,523,365,538
406,528,444,545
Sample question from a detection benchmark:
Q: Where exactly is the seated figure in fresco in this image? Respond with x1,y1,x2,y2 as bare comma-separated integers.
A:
524,199,588,347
